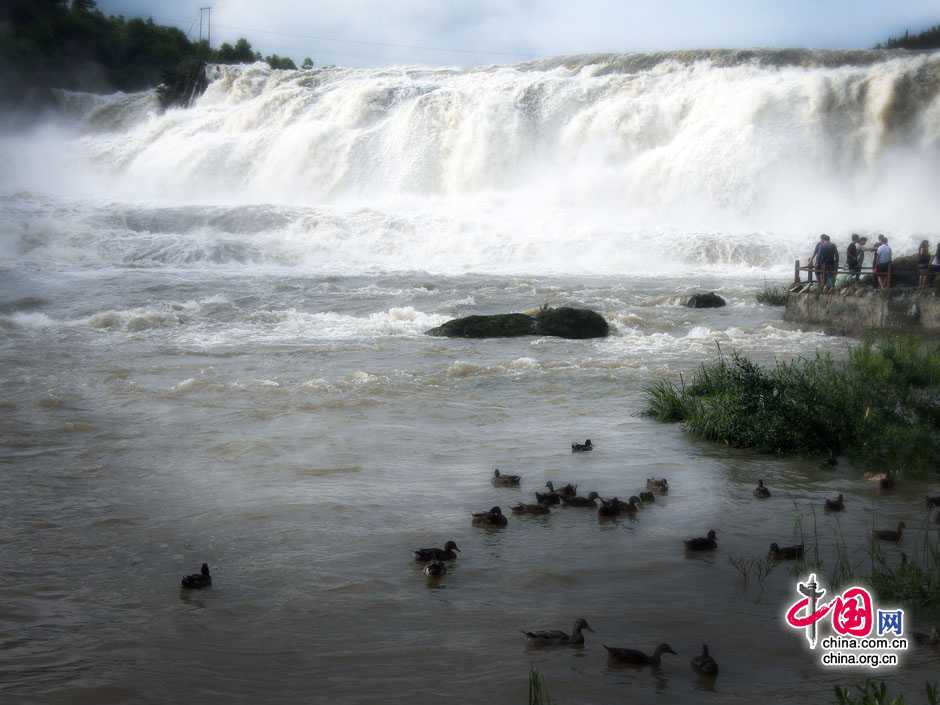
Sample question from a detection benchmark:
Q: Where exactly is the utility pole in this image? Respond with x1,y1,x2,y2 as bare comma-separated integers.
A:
199,6,212,46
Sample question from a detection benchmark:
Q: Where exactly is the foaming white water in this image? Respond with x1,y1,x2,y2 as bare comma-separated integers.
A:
2,51,940,275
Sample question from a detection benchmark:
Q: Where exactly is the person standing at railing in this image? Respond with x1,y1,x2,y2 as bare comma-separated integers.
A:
931,243,940,286
816,234,839,291
917,240,931,289
874,235,892,289
846,234,865,281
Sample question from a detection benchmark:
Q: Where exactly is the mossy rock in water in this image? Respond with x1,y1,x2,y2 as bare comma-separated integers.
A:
157,59,209,109
686,292,726,308
534,306,609,338
426,307,609,339
426,313,537,338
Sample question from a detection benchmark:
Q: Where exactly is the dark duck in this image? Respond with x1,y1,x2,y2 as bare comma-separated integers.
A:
511,502,551,515
753,480,771,498
690,644,719,676
492,468,521,486
604,643,677,667
769,543,804,560
413,541,460,562
571,439,593,452
472,506,508,527
522,618,593,647
684,530,717,551
825,494,845,511
181,563,211,589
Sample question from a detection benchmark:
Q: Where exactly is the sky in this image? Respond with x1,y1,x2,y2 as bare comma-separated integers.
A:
95,0,940,68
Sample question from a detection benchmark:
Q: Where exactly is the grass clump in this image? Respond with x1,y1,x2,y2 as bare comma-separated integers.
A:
756,285,789,306
643,336,940,475
528,667,551,705
834,681,938,705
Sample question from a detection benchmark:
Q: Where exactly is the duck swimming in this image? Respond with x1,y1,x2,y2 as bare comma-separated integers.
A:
535,489,561,506
638,491,655,503
604,643,677,667
825,493,845,511
684,530,717,551
690,643,719,676
571,439,593,452
413,541,460,562
423,561,447,578
546,481,578,498
879,470,895,490
522,618,593,647
753,480,771,498
873,521,905,543
472,506,508,527
646,478,668,493
181,563,211,590
492,469,521,487
562,491,600,508
512,502,551,515
769,543,804,560
927,496,940,509
598,497,638,517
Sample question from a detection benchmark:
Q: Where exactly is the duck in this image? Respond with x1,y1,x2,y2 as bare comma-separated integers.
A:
546,481,578,498
492,468,521,487
562,491,600,508
690,643,719,676
873,521,905,543
604,643,677,667
646,478,669,493
423,561,447,578
413,541,460,562
879,470,895,490
912,627,939,647
472,506,508,527
535,489,561,506
522,618,593,647
511,502,551,515
769,542,805,560
753,480,771,498
638,491,656,504
825,493,845,511
571,439,593,453
598,497,638,517
684,530,717,551
926,496,940,509
181,563,211,589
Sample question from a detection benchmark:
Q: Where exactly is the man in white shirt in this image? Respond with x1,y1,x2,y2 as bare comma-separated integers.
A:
875,235,892,289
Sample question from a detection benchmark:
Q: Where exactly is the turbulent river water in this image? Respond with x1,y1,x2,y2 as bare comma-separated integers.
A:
2,50,940,704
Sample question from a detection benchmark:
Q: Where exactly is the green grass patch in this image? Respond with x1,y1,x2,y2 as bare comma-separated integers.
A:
834,680,938,705
756,285,789,306
643,336,940,476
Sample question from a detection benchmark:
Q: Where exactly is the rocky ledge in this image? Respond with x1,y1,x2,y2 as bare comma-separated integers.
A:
426,306,609,339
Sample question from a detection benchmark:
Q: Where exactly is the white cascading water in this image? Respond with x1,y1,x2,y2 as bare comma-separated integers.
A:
3,49,940,275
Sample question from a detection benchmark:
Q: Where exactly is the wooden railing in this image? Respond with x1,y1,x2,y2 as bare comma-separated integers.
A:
793,260,893,288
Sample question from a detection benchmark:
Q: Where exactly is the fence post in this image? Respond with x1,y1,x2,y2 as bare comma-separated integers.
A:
794,259,800,284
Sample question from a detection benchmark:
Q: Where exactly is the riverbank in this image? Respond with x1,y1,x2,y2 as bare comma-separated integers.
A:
785,287,940,335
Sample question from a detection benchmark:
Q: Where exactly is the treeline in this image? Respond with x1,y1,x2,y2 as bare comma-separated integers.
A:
0,0,312,111
876,23,940,50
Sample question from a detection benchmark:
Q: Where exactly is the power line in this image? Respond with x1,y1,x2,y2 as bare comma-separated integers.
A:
97,7,536,59
210,22,536,58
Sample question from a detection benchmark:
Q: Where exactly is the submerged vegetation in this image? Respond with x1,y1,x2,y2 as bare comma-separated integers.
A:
834,681,938,705
644,336,940,475
528,667,552,705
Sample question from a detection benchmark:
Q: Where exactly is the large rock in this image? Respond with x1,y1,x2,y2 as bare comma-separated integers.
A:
534,306,609,339
426,307,609,339
686,292,727,308
426,313,537,338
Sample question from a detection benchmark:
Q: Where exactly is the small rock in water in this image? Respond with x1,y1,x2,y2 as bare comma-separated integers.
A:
686,292,726,309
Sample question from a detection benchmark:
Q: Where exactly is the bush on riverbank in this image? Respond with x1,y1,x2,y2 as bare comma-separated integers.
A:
756,285,789,306
644,336,940,475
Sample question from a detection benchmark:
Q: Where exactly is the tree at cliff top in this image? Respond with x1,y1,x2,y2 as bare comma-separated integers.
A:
876,24,940,50
0,0,305,110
